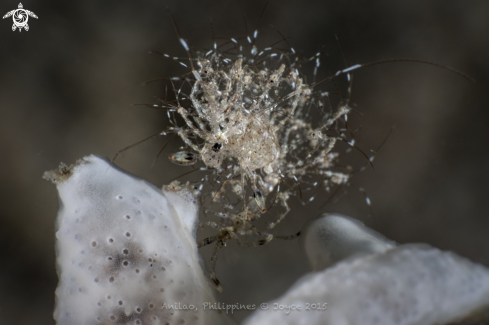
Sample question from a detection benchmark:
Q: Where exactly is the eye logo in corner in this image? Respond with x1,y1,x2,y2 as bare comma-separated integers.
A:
3,3,38,32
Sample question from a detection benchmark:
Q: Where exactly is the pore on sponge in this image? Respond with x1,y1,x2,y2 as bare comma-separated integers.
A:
46,156,222,325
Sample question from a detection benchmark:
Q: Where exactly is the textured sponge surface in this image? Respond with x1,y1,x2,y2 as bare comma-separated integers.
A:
52,156,216,325
244,244,489,325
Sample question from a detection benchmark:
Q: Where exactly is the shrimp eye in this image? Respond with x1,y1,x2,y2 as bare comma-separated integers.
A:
212,143,222,152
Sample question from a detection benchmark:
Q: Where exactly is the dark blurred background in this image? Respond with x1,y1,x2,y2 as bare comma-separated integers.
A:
1,0,488,324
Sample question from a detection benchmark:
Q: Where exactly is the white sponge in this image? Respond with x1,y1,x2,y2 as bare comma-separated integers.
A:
301,213,396,271
244,243,489,325
46,157,489,325
45,156,228,325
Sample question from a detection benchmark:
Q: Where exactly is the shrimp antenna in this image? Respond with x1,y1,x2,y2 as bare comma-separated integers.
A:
166,8,201,81
328,59,476,84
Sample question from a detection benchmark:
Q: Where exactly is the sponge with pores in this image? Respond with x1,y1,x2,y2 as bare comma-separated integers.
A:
45,156,227,325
